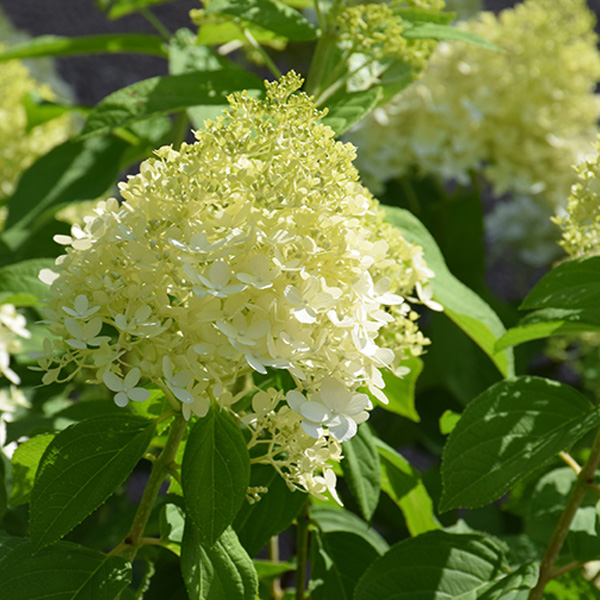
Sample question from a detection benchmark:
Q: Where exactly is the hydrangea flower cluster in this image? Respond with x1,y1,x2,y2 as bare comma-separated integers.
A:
336,1,443,71
0,46,73,199
557,139,600,258
37,72,434,497
348,0,600,206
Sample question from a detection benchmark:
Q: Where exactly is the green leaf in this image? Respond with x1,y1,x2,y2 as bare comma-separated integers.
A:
401,21,500,50
310,529,382,600
233,463,306,557
253,560,294,580
321,87,383,137
310,506,389,555
0,34,167,61
0,535,131,600
181,405,250,546
378,61,414,105
521,257,600,311
544,570,600,599
524,467,600,563
384,206,514,377
204,0,317,41
478,563,539,600
97,0,177,19
181,520,258,600
160,503,186,544
376,439,440,535
395,8,455,25
369,358,422,422
9,434,54,507
0,259,55,306
80,71,263,139
2,135,129,251
23,93,74,133
341,424,380,521
169,29,232,75
440,376,600,512
354,531,532,600
439,409,461,435
30,415,155,550
496,308,600,351
168,31,253,129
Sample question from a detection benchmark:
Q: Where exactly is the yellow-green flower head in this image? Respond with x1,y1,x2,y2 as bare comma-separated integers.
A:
37,72,434,494
556,139,600,258
0,49,74,200
336,2,442,69
349,0,600,205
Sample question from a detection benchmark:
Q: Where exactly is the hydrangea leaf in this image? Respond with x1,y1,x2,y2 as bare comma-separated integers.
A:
310,529,383,600
97,0,177,19
168,29,247,129
521,256,600,311
376,439,440,535
0,34,167,61
0,259,55,306
524,467,600,563
321,87,383,137
544,571,600,599
354,531,536,600
310,506,389,555
368,358,422,422
9,434,54,507
80,70,263,139
204,0,317,41
181,405,250,546
440,376,600,512
0,534,131,600
385,206,514,377
23,94,74,133
401,21,500,50
1,135,130,251
496,308,600,351
160,502,186,545
233,463,306,557
30,415,155,551
341,424,380,522
394,8,455,25
253,560,295,581
439,409,461,436
181,520,258,600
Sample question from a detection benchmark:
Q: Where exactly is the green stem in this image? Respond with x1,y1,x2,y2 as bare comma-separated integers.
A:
269,535,283,600
242,28,282,79
139,7,172,42
528,428,600,599
295,500,310,600
315,54,377,107
121,415,188,562
170,110,190,149
305,32,337,97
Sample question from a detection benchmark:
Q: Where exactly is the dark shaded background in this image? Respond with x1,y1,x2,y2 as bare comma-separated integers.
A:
2,0,600,106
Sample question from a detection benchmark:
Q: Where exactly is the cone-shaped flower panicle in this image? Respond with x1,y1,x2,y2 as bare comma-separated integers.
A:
37,72,434,497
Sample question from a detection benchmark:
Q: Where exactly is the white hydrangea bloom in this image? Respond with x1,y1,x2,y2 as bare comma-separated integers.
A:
0,304,30,385
37,73,434,496
349,0,600,207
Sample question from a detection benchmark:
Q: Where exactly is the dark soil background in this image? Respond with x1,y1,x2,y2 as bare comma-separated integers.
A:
2,0,600,106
